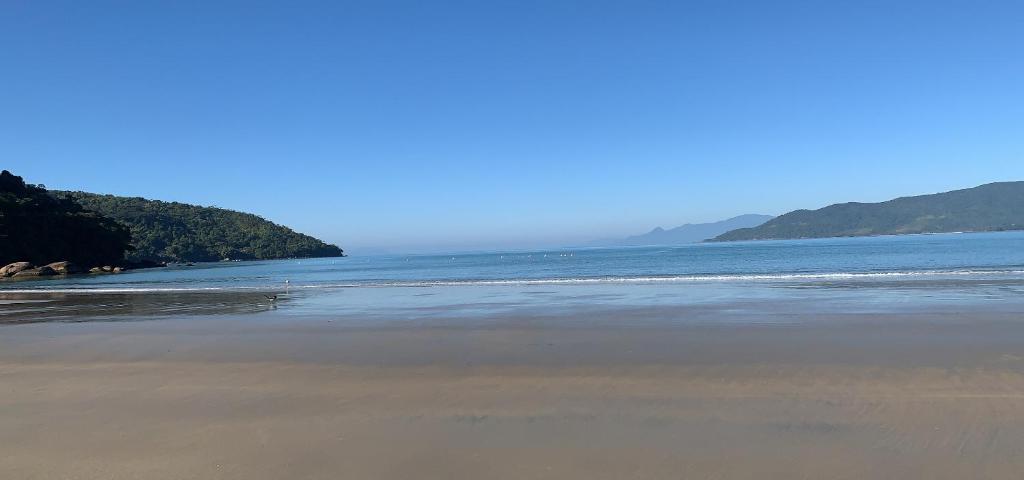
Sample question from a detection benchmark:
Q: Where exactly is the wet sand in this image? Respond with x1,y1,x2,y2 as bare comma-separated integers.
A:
5,306,1024,479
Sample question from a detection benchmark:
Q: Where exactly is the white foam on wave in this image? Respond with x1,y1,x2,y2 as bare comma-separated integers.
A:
366,269,1024,287
3,269,1024,294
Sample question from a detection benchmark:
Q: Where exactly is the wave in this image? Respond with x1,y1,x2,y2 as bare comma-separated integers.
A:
357,269,1024,287
4,268,1024,294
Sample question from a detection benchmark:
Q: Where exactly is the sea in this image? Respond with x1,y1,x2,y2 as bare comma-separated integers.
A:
3,231,1024,323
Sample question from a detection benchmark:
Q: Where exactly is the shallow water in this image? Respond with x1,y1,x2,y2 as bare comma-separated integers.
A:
3,231,1024,322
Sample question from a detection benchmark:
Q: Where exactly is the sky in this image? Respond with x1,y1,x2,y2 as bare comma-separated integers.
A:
2,1,1023,253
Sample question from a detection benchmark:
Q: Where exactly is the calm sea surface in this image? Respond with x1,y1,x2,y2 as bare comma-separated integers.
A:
3,232,1024,322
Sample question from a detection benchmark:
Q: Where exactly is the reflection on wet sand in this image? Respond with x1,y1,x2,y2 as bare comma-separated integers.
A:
0,290,279,323
4,274,1024,325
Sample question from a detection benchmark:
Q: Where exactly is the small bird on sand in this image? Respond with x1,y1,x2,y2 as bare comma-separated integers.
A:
264,294,278,302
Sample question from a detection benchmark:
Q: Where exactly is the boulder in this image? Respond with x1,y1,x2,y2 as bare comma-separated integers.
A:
44,261,84,275
12,266,57,277
0,262,34,277
89,267,105,273
101,266,114,272
112,267,123,273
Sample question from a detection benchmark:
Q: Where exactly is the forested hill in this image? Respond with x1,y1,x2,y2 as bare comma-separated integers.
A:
1,171,131,266
712,182,1024,242
58,191,343,263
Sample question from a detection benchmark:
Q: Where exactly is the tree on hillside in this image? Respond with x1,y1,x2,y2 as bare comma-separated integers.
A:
59,191,344,263
0,170,132,266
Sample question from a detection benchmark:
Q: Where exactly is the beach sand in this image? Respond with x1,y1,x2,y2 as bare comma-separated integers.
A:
4,306,1024,479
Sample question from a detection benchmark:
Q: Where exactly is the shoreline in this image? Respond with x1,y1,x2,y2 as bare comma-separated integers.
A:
4,271,1024,325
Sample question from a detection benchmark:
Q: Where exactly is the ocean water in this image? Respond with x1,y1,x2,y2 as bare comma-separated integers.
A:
3,231,1024,322
5,231,1024,291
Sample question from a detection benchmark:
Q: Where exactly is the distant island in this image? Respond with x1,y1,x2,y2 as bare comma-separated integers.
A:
1,170,343,277
712,181,1024,242
618,214,774,245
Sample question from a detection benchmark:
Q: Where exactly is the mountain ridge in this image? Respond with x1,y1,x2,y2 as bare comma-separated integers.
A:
712,182,1024,242
610,214,774,246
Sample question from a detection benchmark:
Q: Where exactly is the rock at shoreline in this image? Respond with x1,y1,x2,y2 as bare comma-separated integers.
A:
1,259,163,277
12,266,57,277
0,262,34,277
44,261,85,275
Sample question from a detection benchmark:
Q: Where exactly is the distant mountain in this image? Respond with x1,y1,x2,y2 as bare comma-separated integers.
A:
712,182,1024,242
57,191,344,263
615,214,774,245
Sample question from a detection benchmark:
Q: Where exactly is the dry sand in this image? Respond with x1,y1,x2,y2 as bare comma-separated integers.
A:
4,309,1024,479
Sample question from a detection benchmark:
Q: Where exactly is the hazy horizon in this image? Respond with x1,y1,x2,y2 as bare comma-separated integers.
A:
4,1,1023,251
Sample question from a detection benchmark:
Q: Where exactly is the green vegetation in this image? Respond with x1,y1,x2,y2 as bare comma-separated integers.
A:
0,170,132,266
58,191,344,262
0,169,342,267
713,182,1024,242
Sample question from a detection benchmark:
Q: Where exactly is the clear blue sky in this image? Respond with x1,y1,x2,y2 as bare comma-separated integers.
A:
3,1,1023,253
